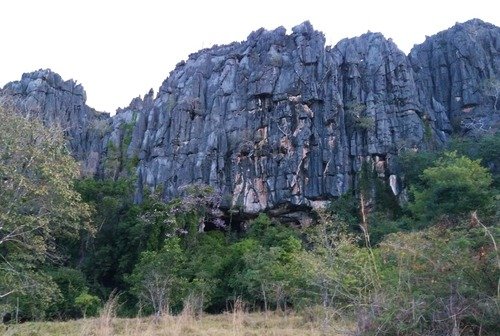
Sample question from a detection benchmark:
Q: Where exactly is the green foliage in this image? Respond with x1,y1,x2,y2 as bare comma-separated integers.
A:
1,267,60,321
356,116,375,130
398,149,440,188
75,178,142,294
121,120,135,147
74,292,100,318
409,151,494,222
246,213,297,248
104,140,120,176
182,232,228,311
0,106,92,319
72,180,227,315
450,133,500,188
399,133,500,191
238,233,303,311
128,237,187,315
329,167,403,245
345,102,375,131
367,212,413,246
46,268,90,320
144,214,308,313
103,116,138,177
328,192,360,230
359,225,500,335
298,212,376,309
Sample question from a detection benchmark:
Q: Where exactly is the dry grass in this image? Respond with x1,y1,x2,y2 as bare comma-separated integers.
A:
1,294,352,335
0,311,353,336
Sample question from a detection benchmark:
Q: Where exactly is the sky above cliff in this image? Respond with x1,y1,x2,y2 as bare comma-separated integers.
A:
1,0,498,114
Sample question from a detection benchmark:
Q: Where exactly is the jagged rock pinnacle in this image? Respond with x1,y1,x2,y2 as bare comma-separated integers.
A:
1,19,498,223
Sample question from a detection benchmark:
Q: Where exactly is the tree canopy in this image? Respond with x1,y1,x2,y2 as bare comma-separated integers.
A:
0,106,92,315
409,151,493,222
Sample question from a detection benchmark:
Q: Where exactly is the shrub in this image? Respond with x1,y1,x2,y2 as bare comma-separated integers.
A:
409,151,493,223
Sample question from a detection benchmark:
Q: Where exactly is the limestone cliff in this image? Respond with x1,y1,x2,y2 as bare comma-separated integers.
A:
1,19,498,220
0,70,110,176
409,19,499,136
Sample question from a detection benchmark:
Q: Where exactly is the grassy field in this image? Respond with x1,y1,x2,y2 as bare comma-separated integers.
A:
0,312,353,336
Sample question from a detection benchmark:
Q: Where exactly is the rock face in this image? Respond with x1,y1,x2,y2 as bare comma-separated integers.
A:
0,70,110,176
409,19,499,137
1,19,498,220
108,22,430,214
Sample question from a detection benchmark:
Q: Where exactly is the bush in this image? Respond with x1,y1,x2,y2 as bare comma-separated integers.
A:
409,151,494,223
357,225,500,335
75,292,100,318
46,268,90,319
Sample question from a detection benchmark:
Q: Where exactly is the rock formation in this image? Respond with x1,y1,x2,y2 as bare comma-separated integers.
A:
0,70,110,176
1,19,498,221
409,19,499,136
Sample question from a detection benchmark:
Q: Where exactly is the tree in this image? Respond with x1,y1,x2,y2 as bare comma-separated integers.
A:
450,133,500,188
238,238,303,312
75,178,140,295
128,237,187,315
398,150,440,188
183,231,229,313
231,214,306,311
46,267,92,319
300,212,376,309
409,151,493,222
74,180,226,315
0,106,92,315
74,292,100,318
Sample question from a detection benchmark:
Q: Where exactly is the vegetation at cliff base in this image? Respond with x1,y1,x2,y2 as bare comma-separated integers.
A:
0,106,498,335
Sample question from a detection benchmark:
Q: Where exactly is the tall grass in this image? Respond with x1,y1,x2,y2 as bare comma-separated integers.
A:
1,312,351,336
1,294,353,335
232,297,245,334
92,292,119,336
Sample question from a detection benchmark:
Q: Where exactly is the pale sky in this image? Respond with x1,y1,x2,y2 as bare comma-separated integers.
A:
1,0,498,114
